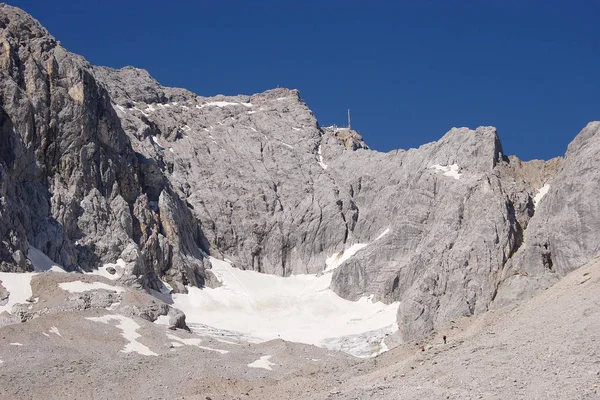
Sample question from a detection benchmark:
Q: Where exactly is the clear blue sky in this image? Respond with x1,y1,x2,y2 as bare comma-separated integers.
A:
10,0,600,160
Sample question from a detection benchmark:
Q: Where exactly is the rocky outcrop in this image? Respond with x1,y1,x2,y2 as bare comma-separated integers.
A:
1,4,598,343
494,122,600,305
0,4,209,291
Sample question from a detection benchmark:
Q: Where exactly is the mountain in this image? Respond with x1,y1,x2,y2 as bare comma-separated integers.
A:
0,2,599,347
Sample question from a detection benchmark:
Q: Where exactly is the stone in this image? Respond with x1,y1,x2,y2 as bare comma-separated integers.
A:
0,4,599,344
167,307,190,331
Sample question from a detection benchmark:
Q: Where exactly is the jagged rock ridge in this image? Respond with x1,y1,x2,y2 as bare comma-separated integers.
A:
1,4,598,341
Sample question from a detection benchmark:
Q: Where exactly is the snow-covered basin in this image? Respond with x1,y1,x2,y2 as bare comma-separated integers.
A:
169,235,398,357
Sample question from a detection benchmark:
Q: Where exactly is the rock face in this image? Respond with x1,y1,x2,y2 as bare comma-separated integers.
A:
494,121,600,305
0,4,209,292
1,5,598,341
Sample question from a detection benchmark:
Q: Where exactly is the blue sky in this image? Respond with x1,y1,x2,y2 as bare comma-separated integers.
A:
11,0,600,160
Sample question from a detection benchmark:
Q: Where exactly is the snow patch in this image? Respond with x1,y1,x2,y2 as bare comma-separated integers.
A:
86,315,157,356
429,164,462,180
113,104,126,113
42,332,50,337
247,111,256,115
375,228,391,241
167,333,229,354
0,272,35,314
49,326,62,338
133,107,149,117
216,338,240,345
152,136,165,150
325,227,390,273
248,355,276,370
533,184,550,208
27,246,65,272
58,281,125,294
280,141,294,149
292,127,301,131
154,315,170,326
9,343,22,346
324,243,368,273
317,145,328,170
87,259,125,280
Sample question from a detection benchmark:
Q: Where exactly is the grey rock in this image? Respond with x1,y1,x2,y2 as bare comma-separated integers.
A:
105,266,116,275
2,4,599,344
167,307,190,331
494,122,600,305
0,5,210,292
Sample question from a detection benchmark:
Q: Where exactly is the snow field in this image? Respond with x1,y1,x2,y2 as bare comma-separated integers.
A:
170,228,398,357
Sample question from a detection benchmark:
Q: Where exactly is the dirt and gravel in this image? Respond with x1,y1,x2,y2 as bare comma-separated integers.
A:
1,258,599,399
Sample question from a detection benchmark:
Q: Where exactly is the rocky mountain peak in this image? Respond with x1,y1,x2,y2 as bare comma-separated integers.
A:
1,4,599,347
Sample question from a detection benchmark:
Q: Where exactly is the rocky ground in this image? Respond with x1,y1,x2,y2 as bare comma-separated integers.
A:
1,257,598,400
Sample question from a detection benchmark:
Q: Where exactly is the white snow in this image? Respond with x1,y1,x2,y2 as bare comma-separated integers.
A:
144,105,155,112
58,281,125,294
533,184,550,208
0,272,35,314
292,127,301,131
247,111,256,115
317,145,328,170
87,259,125,280
86,315,157,356
325,228,390,273
280,141,294,149
216,338,240,345
375,228,391,241
250,127,257,132
133,107,149,117
152,136,165,150
9,343,22,346
248,355,276,370
0,360,3,364
113,104,126,113
198,101,253,108
429,164,462,180
170,244,398,357
324,243,368,272
42,332,50,337
166,333,229,354
171,342,184,348
154,315,170,325
49,326,62,338
27,246,66,272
